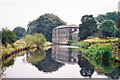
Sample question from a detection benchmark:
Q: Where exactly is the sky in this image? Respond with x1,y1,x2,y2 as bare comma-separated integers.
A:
0,0,119,30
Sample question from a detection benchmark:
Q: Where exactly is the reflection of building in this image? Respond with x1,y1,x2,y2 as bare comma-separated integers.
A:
52,24,79,44
52,45,78,64
78,54,94,78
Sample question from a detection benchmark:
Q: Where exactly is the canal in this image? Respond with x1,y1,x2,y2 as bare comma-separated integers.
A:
1,45,120,79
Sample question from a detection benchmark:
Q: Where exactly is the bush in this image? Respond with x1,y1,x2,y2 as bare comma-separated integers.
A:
84,44,113,60
71,42,89,49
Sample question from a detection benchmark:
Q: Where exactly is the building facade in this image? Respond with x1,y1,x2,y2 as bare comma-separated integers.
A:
52,24,79,44
52,45,78,64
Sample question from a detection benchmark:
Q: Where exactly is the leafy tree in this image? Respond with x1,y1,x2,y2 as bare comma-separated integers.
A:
27,13,66,42
23,35,34,47
23,33,46,48
96,11,119,23
99,20,117,37
2,28,17,47
34,33,46,48
116,29,120,38
78,15,98,40
13,27,26,40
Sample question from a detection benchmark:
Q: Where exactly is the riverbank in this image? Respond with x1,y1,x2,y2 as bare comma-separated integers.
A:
1,38,52,59
70,37,120,61
70,37,120,75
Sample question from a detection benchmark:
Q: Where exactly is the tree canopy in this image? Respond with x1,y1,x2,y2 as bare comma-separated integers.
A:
78,15,98,40
23,33,46,48
2,28,17,47
13,27,26,40
27,13,66,42
96,11,119,23
99,20,117,37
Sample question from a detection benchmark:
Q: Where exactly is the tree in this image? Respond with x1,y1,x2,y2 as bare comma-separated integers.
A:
2,28,17,47
34,33,46,49
13,27,26,40
27,13,66,42
99,20,117,37
23,33,46,48
96,11,120,29
96,11,119,23
23,35,34,47
116,29,120,38
78,15,98,40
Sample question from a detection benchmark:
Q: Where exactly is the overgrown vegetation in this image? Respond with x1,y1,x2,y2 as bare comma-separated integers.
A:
95,11,120,25
83,44,113,60
23,33,46,49
1,28,17,47
71,42,89,49
27,13,66,42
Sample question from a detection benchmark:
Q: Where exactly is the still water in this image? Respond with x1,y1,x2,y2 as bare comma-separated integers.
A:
1,45,119,79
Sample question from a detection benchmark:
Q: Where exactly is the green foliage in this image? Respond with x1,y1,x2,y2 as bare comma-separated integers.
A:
2,28,17,47
96,11,119,23
3,58,15,67
13,27,26,40
34,33,46,46
69,34,72,40
23,33,46,47
116,29,120,38
71,42,89,49
35,49,64,72
78,15,98,40
87,36,95,39
27,49,46,64
99,20,117,37
27,13,66,42
84,44,113,60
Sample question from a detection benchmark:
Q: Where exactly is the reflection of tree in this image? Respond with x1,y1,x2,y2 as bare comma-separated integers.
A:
2,53,17,68
84,53,119,79
35,49,64,72
105,67,119,79
26,49,46,64
77,54,94,78
2,58,14,68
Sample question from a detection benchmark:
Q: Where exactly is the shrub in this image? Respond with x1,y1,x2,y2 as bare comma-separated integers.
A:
84,44,113,60
71,42,89,49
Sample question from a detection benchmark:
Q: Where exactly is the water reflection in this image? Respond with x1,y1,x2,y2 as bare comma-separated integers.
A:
85,54,120,79
77,54,94,78
34,48,64,72
26,49,46,65
106,67,120,79
52,45,78,64
1,45,120,79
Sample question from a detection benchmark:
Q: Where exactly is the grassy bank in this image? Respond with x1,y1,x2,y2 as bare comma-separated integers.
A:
1,38,52,58
70,37,120,74
70,37,120,61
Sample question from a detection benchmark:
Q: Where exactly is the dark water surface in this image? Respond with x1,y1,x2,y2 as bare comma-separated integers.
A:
2,45,120,79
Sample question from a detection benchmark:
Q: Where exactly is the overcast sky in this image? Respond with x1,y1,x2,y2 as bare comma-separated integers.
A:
0,0,119,30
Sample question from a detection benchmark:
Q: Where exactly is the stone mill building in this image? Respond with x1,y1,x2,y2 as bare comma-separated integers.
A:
52,24,79,44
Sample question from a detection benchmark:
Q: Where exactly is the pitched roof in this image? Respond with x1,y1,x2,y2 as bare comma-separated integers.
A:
54,24,78,29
